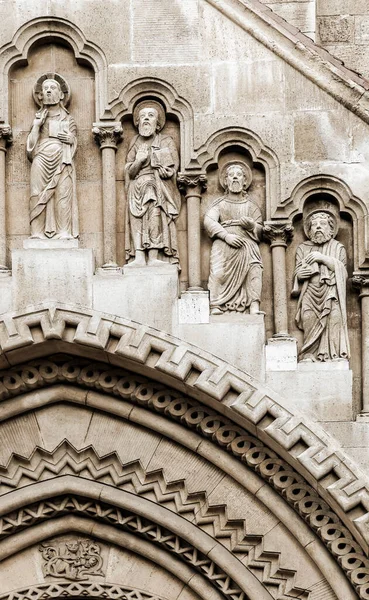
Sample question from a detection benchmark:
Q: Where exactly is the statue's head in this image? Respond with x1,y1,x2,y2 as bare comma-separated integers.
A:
41,79,64,106
221,161,252,195
306,211,335,244
33,73,70,110
133,100,166,137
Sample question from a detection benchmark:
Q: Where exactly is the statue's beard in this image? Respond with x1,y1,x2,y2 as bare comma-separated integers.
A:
310,230,331,244
229,181,243,193
139,122,155,137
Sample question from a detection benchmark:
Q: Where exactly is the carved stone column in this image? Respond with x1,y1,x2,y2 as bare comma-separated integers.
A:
264,221,293,336
353,274,369,414
93,122,123,271
177,172,207,290
0,125,12,272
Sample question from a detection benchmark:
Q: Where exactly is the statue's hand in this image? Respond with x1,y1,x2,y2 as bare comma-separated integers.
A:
296,265,314,280
57,132,74,145
33,108,48,128
136,144,149,163
225,233,244,248
305,251,324,265
157,166,173,179
240,216,254,231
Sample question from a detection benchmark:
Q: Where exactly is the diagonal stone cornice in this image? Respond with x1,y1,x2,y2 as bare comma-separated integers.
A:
205,0,369,125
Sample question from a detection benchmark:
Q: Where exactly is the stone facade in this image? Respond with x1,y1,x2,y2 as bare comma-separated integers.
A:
1,1,369,599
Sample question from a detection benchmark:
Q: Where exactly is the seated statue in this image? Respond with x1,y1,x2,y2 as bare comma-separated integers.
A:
125,100,181,267
27,73,78,239
204,162,263,315
292,201,350,362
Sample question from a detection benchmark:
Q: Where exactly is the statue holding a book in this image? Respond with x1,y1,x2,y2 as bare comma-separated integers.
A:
292,200,350,362
125,100,181,267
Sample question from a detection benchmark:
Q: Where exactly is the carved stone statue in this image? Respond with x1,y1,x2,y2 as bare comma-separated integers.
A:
292,201,350,362
204,162,263,315
125,100,180,267
27,73,78,239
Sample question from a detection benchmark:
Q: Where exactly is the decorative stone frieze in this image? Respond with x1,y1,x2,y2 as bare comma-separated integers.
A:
0,584,169,600
93,122,123,271
178,172,207,290
264,221,293,337
40,537,104,581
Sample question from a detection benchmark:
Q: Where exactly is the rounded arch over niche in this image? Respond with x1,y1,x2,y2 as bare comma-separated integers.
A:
192,127,280,221
280,174,369,270
0,305,368,599
108,77,194,170
0,16,108,121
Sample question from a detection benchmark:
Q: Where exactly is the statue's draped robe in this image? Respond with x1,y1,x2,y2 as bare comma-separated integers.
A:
292,238,350,361
27,108,78,238
204,195,263,312
125,133,181,264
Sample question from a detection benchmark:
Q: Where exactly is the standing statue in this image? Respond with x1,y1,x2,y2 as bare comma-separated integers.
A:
125,100,181,267
27,73,78,239
292,201,350,362
204,162,263,315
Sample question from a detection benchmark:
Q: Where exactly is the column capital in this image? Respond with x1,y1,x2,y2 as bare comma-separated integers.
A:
0,124,12,149
352,273,369,296
92,122,123,150
177,172,207,196
263,221,294,247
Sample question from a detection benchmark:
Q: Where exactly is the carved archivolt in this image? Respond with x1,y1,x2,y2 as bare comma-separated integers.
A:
0,304,367,554
0,582,169,600
0,355,367,598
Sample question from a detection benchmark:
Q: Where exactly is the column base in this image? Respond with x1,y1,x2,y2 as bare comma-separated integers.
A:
356,412,369,422
97,263,121,275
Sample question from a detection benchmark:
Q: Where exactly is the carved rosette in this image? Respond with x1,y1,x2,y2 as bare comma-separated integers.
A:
93,123,123,150
263,221,294,247
0,124,13,149
177,172,207,196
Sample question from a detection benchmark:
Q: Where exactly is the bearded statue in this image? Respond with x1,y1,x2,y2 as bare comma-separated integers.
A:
292,200,350,362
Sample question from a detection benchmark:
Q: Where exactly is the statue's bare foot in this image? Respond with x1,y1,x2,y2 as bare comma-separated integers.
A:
58,232,73,240
211,307,223,315
30,234,46,239
127,258,146,267
249,301,261,315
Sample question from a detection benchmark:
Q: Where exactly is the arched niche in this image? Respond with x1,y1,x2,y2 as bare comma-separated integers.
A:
115,92,187,284
286,188,361,412
201,144,273,333
7,38,104,263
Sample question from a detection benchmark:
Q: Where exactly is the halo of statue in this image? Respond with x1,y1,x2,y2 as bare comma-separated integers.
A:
133,99,166,131
33,72,71,109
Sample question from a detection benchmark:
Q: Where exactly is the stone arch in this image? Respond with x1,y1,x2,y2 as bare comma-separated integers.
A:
108,77,194,170
0,306,367,597
0,16,108,121
191,127,280,220
277,174,369,270
0,583,170,600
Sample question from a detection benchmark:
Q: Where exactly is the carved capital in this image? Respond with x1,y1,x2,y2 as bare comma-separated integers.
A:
178,172,207,196
352,273,369,296
0,124,12,148
263,221,294,246
93,122,123,150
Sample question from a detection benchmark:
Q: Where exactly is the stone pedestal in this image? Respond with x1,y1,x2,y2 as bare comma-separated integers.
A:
177,313,265,380
267,360,353,421
93,264,179,333
12,247,94,310
178,291,210,324
265,337,297,371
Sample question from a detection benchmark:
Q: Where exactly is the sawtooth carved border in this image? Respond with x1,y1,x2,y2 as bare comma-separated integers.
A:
0,304,367,555
0,583,169,600
0,356,366,598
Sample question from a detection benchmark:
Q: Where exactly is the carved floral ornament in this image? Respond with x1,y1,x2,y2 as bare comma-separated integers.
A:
0,352,369,598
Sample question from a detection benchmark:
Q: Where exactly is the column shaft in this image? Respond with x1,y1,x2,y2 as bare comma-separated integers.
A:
271,242,288,335
186,192,202,290
0,146,7,268
101,145,117,267
361,292,369,412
